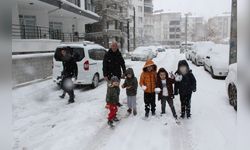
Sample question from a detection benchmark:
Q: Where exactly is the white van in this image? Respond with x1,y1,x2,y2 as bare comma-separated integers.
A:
53,43,107,88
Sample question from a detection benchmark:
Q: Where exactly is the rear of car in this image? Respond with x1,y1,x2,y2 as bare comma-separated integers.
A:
53,43,106,88
208,44,230,78
131,47,153,61
192,42,215,66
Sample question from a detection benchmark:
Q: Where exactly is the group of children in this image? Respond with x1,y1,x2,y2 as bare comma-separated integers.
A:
105,59,196,127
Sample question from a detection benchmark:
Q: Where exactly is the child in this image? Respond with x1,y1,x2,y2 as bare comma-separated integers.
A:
140,60,157,117
156,68,178,120
122,68,138,116
106,76,120,127
174,60,196,119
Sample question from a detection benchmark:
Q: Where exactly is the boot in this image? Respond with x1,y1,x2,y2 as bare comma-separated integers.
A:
59,93,66,99
145,112,149,118
127,108,132,114
117,102,123,107
108,120,114,127
113,117,120,122
133,109,137,116
68,98,75,104
152,111,156,116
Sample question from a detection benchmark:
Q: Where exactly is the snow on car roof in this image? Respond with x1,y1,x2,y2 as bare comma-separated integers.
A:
57,43,105,50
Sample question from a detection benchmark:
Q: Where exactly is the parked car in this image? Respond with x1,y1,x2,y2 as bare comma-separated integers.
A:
148,46,158,58
225,63,237,111
156,46,166,52
204,44,229,78
53,43,106,88
191,42,215,66
131,47,154,61
180,42,194,53
185,45,195,60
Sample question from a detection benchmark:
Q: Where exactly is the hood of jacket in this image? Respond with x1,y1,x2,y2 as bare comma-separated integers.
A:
125,68,135,77
176,60,191,74
143,59,157,72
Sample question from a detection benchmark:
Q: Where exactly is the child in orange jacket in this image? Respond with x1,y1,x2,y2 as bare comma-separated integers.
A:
140,60,157,117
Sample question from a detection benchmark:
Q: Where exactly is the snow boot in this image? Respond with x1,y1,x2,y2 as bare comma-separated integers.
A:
113,117,120,122
59,93,66,99
133,109,137,116
108,120,114,128
187,114,191,119
180,113,185,119
117,102,123,107
161,111,166,115
145,112,149,118
68,98,75,104
127,108,132,114
152,111,156,116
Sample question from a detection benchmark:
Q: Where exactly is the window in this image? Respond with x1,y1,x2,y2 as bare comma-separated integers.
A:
169,27,180,32
88,49,107,60
169,20,180,25
138,6,143,12
138,17,143,24
19,15,36,39
55,47,85,62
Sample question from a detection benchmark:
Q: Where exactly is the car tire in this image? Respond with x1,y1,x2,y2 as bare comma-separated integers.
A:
228,84,237,111
91,74,99,89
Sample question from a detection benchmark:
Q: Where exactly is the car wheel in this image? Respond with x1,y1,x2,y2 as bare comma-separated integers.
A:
91,74,99,89
210,67,216,79
228,84,237,111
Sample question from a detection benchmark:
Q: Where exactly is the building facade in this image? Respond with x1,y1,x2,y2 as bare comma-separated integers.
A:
127,0,144,50
12,0,99,53
207,12,231,43
153,12,182,48
181,16,205,42
85,0,129,50
143,0,154,46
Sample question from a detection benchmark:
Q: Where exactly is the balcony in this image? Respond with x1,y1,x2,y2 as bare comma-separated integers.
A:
12,24,85,42
85,29,126,38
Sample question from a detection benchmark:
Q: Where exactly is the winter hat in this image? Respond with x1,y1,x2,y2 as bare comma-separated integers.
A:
111,76,120,83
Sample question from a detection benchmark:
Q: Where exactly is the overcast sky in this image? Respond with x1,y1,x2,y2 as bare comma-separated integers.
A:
153,0,231,19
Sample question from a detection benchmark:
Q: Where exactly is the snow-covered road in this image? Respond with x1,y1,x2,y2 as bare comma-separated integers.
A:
13,50,236,150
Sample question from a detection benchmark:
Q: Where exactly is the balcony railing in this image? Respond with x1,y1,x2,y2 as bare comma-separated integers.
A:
12,24,85,42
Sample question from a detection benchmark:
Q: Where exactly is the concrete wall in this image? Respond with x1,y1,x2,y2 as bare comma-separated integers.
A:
12,39,61,53
12,53,54,86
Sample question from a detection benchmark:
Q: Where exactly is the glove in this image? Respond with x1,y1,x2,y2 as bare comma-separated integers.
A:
154,88,161,94
174,91,179,95
170,95,175,99
193,89,196,92
142,85,147,91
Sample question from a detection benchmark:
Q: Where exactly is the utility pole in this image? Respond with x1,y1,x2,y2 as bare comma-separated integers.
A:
127,20,130,52
229,0,237,64
185,13,188,52
133,6,136,50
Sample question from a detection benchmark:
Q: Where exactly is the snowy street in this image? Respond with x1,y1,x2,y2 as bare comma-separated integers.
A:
13,50,236,150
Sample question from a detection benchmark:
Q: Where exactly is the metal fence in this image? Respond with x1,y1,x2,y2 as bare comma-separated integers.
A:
12,24,85,42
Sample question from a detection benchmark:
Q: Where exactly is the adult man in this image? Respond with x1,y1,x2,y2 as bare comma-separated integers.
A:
60,49,78,104
103,41,126,106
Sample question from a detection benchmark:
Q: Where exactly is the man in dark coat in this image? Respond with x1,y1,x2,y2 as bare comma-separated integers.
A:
103,41,126,81
174,60,196,118
60,49,78,104
103,41,126,106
